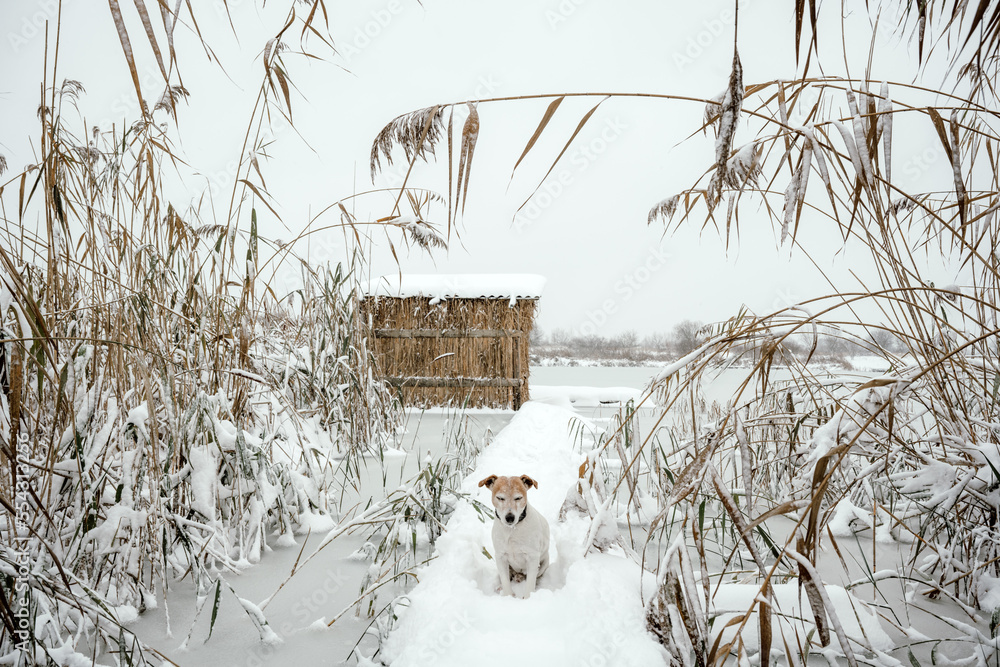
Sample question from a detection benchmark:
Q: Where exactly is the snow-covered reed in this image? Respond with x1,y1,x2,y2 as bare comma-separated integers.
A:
367,4,1000,663
0,10,401,664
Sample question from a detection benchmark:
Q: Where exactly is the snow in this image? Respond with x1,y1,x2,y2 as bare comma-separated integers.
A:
189,445,219,520
44,643,109,667
365,273,545,305
827,497,873,537
977,574,1000,610
378,402,668,666
711,582,893,654
83,504,148,555
649,339,716,385
530,384,653,408
90,369,932,665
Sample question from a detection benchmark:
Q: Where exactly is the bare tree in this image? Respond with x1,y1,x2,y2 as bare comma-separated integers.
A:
530,326,547,346
672,320,703,356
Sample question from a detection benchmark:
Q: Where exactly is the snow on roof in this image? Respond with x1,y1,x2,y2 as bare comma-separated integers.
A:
365,274,545,304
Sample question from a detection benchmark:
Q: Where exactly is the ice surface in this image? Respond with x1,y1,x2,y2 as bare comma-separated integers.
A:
711,582,893,654
530,384,652,407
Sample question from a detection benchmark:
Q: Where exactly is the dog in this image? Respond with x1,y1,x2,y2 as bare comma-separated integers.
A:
478,474,550,598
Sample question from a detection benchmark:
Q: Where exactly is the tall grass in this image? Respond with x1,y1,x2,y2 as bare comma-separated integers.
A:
0,4,402,663
368,2,1000,664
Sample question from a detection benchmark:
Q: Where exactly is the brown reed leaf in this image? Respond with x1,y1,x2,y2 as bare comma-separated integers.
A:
668,430,721,504
950,110,968,228
272,64,293,119
927,107,968,228
456,103,479,215
709,464,765,574
789,551,860,667
157,0,180,77
845,88,873,183
647,544,708,667
797,543,831,647
238,179,281,221
782,136,812,245
759,583,772,667
794,0,819,63
108,0,146,116
706,614,746,666
446,108,454,233
776,81,792,174
927,107,954,164
132,0,169,83
510,96,564,179
301,0,334,50
736,411,753,510
516,96,608,213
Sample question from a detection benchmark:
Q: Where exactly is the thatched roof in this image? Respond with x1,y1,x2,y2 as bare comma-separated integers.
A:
365,274,545,305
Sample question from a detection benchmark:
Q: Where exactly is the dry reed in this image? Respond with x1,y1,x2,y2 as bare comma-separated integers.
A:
366,3,1000,663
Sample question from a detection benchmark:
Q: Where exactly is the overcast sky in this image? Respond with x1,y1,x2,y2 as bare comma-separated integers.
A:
1,0,960,337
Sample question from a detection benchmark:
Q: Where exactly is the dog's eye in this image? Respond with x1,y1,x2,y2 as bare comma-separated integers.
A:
496,496,505,501
515,496,523,501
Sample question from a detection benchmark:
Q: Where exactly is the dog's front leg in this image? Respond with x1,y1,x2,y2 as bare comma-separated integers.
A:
496,554,514,596
520,559,540,599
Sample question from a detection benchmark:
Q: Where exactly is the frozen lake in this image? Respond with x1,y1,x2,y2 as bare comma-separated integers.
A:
119,363,906,666
530,365,662,388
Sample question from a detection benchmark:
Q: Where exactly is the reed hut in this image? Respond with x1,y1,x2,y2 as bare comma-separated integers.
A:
361,274,544,409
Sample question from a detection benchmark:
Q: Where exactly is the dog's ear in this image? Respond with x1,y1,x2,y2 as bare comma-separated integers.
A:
478,474,498,489
520,475,538,490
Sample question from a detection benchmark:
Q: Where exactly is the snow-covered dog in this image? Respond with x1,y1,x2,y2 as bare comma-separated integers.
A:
478,474,549,598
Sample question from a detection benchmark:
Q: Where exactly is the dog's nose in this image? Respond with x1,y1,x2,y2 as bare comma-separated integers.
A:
505,513,516,524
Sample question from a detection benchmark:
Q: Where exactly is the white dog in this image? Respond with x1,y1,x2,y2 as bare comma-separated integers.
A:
478,474,550,598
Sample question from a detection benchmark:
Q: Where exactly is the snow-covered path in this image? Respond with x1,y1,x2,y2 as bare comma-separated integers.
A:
377,401,668,666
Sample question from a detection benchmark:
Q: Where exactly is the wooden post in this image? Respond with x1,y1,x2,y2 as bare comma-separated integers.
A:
511,333,522,410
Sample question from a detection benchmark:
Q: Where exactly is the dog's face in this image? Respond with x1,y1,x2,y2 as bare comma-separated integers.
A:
478,474,538,526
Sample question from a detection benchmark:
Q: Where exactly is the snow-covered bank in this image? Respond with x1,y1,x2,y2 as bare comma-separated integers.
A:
377,402,668,666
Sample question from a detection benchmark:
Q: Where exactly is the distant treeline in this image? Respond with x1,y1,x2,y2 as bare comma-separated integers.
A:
531,319,907,364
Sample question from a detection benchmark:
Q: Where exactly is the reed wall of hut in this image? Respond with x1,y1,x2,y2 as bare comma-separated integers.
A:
360,292,538,409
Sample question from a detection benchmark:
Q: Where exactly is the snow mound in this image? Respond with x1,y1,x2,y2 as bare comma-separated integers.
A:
379,402,667,666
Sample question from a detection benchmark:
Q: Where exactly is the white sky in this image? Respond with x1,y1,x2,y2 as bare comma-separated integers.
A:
0,0,963,337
